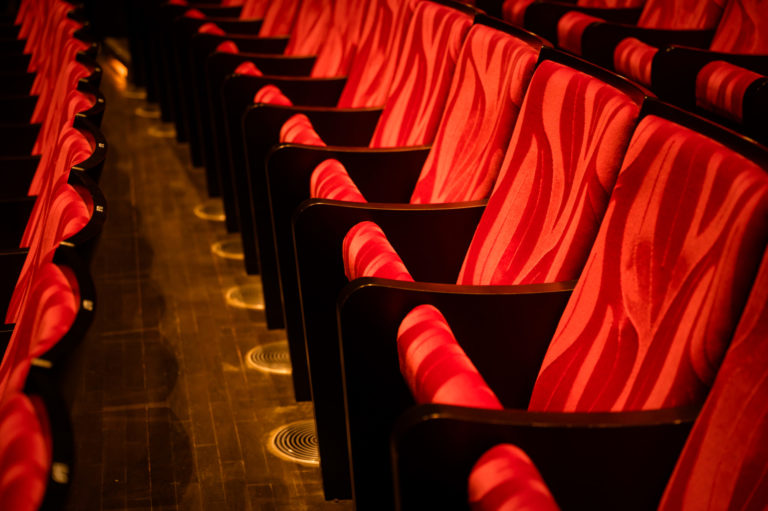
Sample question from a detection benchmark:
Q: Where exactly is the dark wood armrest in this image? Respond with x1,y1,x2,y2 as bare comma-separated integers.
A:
337,279,574,510
0,155,40,198
392,404,696,511
0,195,35,249
224,73,347,107
64,170,106,265
0,123,40,155
195,34,312,74
71,117,107,184
653,46,768,108
581,23,714,69
524,1,641,46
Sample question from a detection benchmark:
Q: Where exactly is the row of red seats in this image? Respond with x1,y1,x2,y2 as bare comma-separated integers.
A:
0,1,108,510
130,1,767,509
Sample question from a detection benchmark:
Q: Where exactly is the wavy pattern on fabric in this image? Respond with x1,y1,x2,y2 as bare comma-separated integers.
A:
338,0,420,108
342,221,414,281
613,37,657,87
0,394,48,511
369,2,472,147
309,160,366,202
311,0,366,77
458,61,640,287
709,0,768,53
637,0,725,29
557,11,604,56
240,0,269,19
283,0,333,56
580,0,643,6
410,24,538,204
253,84,292,105
398,304,503,408
529,115,768,413
468,444,560,511
695,61,764,122
256,0,300,37
659,250,768,511
502,0,534,25
279,114,326,146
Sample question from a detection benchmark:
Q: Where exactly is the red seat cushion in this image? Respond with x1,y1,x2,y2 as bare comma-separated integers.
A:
279,114,326,146
709,0,768,53
254,84,292,106
613,37,658,87
0,394,48,511
468,444,560,511
310,160,365,202
695,60,765,122
342,221,413,281
557,11,604,56
529,114,768,413
235,61,263,77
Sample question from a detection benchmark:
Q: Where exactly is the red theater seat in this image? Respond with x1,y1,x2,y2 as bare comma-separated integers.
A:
294,50,647,509
382,102,768,510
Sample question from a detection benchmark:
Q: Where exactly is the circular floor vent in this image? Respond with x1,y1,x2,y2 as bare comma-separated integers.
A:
225,284,265,310
211,239,244,260
193,200,226,222
267,420,319,466
245,342,292,375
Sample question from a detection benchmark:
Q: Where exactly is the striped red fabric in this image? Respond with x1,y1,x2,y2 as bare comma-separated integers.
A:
695,60,764,122
309,160,366,202
240,0,269,19
557,11,604,56
282,0,333,56
529,114,768,413
256,0,300,37
253,84,292,106
613,37,657,87
709,0,768,53
410,24,539,204
637,0,725,29
337,0,419,109
580,0,643,6
279,114,326,146
310,0,367,78
368,2,473,147
0,394,48,511
468,444,560,511
458,60,640,287
342,222,413,282
502,0,535,25
398,304,503,408
659,250,768,511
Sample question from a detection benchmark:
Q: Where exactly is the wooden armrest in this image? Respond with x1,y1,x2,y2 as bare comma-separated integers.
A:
393,403,696,511
524,1,641,46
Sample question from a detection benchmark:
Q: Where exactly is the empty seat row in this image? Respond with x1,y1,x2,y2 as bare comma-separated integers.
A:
0,1,109,509
127,1,766,509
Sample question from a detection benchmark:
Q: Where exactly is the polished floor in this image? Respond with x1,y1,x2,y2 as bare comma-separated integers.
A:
60,57,353,511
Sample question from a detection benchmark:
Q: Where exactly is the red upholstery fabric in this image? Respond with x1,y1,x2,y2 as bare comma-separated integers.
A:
458,60,640,287
215,40,239,54
279,114,326,146
310,160,366,202
613,37,657,87
184,8,206,20
637,0,725,29
282,0,334,56
342,222,413,281
253,84,293,106
369,2,473,147
557,11,604,56
529,114,768,413
235,61,263,76
502,0,535,26
337,0,420,108
398,304,503,408
580,0,643,5
709,0,768,53
410,24,539,204
0,394,48,511
256,0,300,37
310,0,367,78
659,249,768,511
240,0,269,19
695,60,764,122
468,444,560,511
198,22,225,36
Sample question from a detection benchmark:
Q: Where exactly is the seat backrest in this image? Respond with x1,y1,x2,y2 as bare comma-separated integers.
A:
408,22,541,204
708,0,768,53
658,248,768,511
283,0,335,56
309,0,370,77
255,0,301,37
636,0,725,29
240,0,270,19
336,0,421,108
528,107,768,413
457,56,642,286
367,1,474,148
0,393,48,511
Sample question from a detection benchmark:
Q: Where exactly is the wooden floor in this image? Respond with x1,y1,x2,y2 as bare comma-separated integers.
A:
60,57,353,511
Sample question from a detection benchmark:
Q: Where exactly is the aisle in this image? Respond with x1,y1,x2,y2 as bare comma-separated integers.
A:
61,57,352,511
